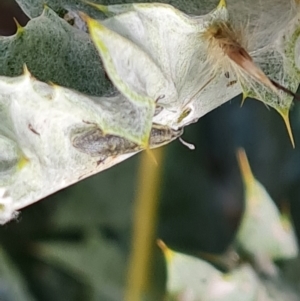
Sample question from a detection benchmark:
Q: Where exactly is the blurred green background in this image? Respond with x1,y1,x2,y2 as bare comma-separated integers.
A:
1,1,300,300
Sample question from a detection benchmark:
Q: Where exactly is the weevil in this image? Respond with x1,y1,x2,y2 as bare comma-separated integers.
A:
72,124,183,161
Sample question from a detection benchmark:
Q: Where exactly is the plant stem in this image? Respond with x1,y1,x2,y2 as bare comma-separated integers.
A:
125,148,165,301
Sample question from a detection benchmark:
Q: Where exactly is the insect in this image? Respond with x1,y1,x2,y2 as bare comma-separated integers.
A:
28,123,40,136
226,80,237,87
72,124,183,162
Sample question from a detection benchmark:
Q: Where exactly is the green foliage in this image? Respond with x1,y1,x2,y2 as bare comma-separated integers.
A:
15,0,217,18
36,232,126,301
161,150,299,301
0,247,36,301
0,7,111,96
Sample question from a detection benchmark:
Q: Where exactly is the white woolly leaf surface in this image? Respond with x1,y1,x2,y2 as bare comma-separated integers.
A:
2,1,300,223
162,245,270,301
0,74,155,224
100,2,240,129
236,150,298,263
101,2,300,118
236,175,299,262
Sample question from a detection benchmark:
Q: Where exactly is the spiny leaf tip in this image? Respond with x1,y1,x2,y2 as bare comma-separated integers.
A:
236,148,255,186
277,108,295,148
84,1,108,13
217,0,226,9
23,64,31,77
13,17,24,34
157,239,174,262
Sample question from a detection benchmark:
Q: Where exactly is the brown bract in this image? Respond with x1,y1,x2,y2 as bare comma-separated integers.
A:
202,21,292,96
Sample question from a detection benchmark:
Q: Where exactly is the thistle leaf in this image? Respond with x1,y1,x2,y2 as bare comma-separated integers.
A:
97,1,300,144
0,7,111,96
158,240,270,301
2,1,300,223
236,149,298,262
0,73,181,224
15,0,218,19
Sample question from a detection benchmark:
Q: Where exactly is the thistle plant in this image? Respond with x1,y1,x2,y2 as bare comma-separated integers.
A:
1,0,300,300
